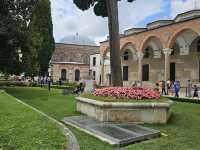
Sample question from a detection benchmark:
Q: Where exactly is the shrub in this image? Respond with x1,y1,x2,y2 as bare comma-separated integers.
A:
93,87,160,100
168,97,200,104
0,81,28,87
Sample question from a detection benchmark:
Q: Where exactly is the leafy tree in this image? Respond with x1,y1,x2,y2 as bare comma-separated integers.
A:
73,0,135,86
0,0,38,76
28,0,54,76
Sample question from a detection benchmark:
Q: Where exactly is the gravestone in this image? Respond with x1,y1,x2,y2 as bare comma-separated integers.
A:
84,80,95,93
62,116,160,147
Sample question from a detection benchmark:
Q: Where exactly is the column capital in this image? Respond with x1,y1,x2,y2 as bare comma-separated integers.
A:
163,48,173,55
137,51,144,60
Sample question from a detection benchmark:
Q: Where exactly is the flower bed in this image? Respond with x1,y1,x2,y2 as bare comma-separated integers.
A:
77,87,173,123
93,87,160,100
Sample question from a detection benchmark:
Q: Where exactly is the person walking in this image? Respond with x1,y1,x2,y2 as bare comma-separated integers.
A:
166,79,171,95
174,81,180,98
193,85,199,98
161,80,166,95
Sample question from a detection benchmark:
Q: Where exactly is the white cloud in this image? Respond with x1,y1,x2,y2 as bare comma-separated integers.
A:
170,0,200,17
50,0,167,44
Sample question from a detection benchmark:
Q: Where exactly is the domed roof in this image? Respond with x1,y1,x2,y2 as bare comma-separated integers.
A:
60,34,97,46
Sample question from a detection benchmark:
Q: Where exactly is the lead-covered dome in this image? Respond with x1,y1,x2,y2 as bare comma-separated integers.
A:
60,34,97,46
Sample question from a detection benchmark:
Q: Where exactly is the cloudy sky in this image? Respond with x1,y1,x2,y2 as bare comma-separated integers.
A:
50,0,200,45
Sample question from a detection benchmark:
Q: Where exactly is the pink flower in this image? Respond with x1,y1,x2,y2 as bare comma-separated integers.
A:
92,87,160,100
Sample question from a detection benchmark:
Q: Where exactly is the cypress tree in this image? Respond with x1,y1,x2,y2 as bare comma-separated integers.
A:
28,0,54,76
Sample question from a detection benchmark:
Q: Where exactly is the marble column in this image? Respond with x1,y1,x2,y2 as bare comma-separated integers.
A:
137,51,144,83
101,56,105,85
163,48,173,81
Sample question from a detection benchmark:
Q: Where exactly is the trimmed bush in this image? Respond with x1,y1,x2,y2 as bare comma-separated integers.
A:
168,97,200,104
0,81,28,87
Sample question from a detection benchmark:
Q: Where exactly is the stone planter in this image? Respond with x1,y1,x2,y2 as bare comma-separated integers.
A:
76,97,174,124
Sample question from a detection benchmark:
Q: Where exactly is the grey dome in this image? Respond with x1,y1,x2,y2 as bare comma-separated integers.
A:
60,34,97,46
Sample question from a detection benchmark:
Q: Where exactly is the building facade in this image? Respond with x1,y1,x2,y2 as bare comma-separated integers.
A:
50,42,99,83
89,53,101,84
100,10,200,87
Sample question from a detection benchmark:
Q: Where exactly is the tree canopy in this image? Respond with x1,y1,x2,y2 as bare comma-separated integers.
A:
0,0,38,75
73,0,134,17
26,0,55,76
0,0,54,77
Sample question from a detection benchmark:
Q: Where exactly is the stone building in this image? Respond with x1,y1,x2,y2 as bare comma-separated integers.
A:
89,53,101,84
100,10,200,86
50,35,99,82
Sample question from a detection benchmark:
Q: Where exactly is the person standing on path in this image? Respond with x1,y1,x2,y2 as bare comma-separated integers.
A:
161,80,166,95
193,85,199,98
166,79,171,95
174,81,181,98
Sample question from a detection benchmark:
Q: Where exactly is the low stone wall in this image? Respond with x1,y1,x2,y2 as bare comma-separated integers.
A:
76,97,174,124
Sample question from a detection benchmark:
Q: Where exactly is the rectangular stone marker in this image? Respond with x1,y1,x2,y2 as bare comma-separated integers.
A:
84,80,94,93
62,116,160,147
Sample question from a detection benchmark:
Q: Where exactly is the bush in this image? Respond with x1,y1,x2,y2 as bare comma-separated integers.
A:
53,81,77,87
168,97,200,104
0,81,28,87
93,87,160,100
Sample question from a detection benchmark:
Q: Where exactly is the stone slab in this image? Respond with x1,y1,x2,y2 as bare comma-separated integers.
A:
62,116,160,147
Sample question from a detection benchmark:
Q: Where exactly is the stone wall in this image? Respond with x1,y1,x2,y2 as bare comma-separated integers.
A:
52,63,89,82
76,97,173,124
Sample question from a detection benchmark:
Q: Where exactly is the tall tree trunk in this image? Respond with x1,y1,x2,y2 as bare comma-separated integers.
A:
106,0,123,86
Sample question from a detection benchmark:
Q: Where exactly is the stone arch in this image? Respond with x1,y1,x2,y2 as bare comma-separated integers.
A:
120,42,138,61
168,28,200,49
61,69,67,81
140,35,163,52
140,35,163,58
190,37,200,52
75,69,80,81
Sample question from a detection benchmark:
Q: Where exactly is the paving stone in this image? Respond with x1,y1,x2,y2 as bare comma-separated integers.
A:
62,116,160,147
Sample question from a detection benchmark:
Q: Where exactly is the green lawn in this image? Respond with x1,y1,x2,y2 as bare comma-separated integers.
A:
6,87,200,150
0,90,65,150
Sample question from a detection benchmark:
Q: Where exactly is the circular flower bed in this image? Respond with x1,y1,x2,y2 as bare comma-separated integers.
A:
93,87,160,100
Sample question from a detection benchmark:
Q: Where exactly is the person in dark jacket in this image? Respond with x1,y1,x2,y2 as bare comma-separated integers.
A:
174,81,180,98
193,85,199,98
161,80,166,95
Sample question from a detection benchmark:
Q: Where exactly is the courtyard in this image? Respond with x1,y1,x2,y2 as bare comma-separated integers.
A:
0,87,199,150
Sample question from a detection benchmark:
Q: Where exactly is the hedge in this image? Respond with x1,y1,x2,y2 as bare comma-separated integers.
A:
168,97,200,104
0,81,76,91
0,81,28,87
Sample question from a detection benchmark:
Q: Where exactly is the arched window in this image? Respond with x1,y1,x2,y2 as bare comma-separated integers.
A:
61,69,67,81
75,69,80,81
123,51,129,60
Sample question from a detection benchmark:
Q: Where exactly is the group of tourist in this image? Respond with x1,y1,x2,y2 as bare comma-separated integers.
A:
73,83,84,95
156,80,199,98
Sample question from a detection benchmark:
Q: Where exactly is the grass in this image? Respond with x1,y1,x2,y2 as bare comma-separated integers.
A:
81,93,168,103
0,90,65,150
6,87,200,150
